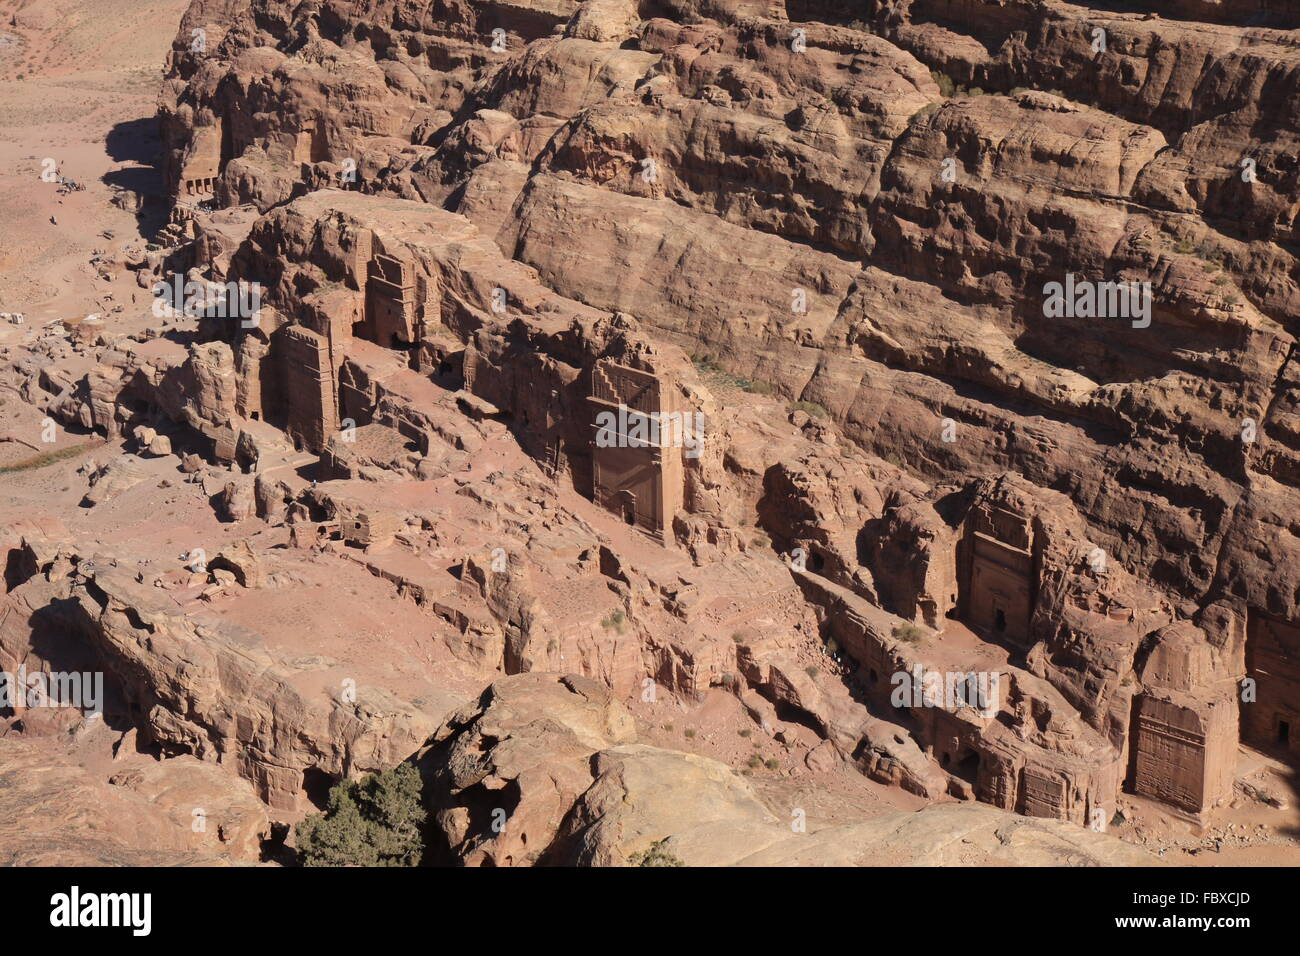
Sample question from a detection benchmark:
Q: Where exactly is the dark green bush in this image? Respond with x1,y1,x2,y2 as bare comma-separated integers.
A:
295,762,425,867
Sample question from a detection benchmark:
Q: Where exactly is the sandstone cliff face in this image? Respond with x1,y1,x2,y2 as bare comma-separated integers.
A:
0,535,437,811
157,0,1300,631
0,718,268,865
0,737,226,866
3,0,1296,863
416,672,1160,865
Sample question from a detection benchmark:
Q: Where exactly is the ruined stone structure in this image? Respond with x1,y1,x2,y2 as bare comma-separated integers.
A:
338,505,401,549
966,533,1033,647
281,324,340,452
1130,693,1236,818
170,123,223,202
292,121,329,166
1243,613,1300,758
365,254,421,348
1116,621,1241,820
182,176,217,199
588,360,687,542
798,567,1123,827
958,505,1035,648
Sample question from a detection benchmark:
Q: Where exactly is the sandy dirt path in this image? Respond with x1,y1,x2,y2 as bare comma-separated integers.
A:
0,0,189,323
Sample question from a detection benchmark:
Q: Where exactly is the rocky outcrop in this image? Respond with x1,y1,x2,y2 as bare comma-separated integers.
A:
0,536,437,811
417,673,1160,865
2,0,1294,864
0,737,261,866
153,0,1300,629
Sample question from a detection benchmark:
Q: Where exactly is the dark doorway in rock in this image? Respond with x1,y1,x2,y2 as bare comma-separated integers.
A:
994,608,1007,634
1279,720,1291,746
621,501,635,525
301,767,337,811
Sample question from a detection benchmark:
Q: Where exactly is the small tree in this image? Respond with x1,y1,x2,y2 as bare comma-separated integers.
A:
295,762,425,867
630,838,685,867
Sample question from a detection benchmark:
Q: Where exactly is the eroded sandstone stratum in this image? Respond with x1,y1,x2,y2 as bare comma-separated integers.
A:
1,0,1299,865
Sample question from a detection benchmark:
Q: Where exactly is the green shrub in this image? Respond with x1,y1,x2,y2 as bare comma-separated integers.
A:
930,69,956,98
295,763,425,867
630,838,685,867
891,623,926,644
692,354,773,396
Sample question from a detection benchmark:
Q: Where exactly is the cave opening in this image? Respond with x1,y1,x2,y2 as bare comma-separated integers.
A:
301,767,338,811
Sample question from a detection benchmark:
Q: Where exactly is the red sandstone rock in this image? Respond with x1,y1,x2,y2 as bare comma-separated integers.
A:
1,0,1297,869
